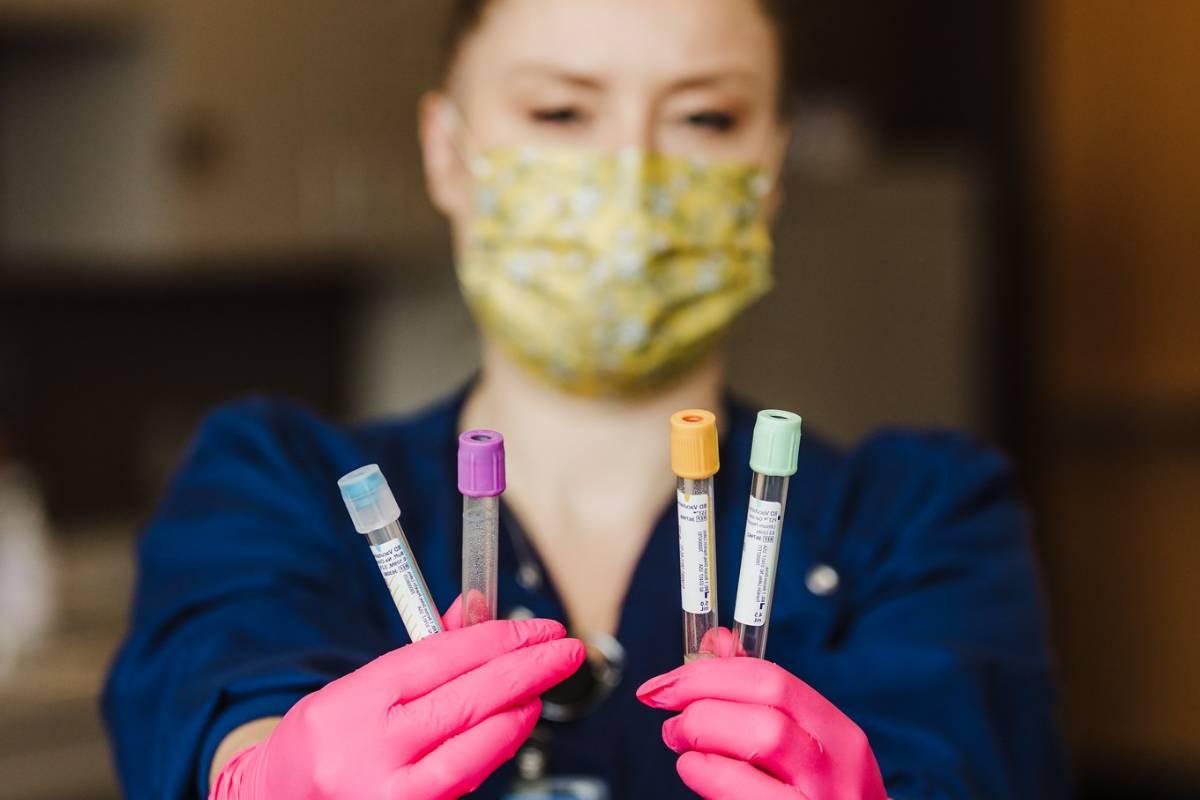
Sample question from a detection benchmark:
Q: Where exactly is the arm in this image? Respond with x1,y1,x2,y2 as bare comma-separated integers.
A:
209,719,280,789
105,401,584,800
819,434,1069,799
641,433,1070,800
205,611,583,800
103,401,388,799
206,580,477,786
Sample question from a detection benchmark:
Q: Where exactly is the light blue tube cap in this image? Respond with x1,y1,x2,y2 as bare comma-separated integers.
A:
338,464,401,534
749,410,803,477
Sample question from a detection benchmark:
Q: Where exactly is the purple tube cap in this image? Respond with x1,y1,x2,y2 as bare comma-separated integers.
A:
458,429,506,497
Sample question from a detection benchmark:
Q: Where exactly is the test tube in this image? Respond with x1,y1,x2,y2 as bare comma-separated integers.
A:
338,464,443,643
458,429,506,626
670,409,721,662
732,410,803,658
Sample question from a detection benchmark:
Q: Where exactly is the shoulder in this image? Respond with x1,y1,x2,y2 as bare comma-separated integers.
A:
778,425,1027,591
188,393,460,470
763,426,1046,655
852,428,1011,483
782,422,1016,527
831,428,1020,539
181,396,356,488
728,402,1019,545
835,429,1014,511
809,428,1031,602
189,395,341,457
172,393,461,511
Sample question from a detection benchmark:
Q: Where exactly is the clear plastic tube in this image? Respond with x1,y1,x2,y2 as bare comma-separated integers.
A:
671,409,721,663
677,475,719,662
339,464,443,644
365,520,444,642
732,472,791,658
462,494,500,626
457,429,505,627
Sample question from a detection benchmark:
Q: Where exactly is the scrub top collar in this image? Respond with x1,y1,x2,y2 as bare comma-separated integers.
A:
430,383,758,651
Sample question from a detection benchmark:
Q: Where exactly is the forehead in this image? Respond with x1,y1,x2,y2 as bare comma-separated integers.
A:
453,0,779,87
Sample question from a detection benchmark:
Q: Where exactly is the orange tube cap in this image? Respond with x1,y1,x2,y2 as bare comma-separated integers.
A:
670,409,720,480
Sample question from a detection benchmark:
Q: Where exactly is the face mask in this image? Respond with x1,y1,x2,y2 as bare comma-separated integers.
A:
448,109,776,397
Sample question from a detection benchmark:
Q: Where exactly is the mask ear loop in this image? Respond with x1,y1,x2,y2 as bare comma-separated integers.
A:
438,99,492,180
752,131,791,200
731,103,791,201
738,125,791,224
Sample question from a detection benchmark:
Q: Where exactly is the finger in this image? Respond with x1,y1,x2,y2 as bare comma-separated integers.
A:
676,751,808,800
637,657,828,722
442,594,464,631
697,626,744,658
364,618,566,703
461,589,495,626
396,637,584,756
391,699,541,800
662,699,825,785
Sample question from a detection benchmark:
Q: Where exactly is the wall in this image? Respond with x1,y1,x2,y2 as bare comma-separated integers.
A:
1035,0,1200,779
353,155,985,446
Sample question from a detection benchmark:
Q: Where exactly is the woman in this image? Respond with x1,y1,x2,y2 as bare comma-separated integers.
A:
104,1,1068,798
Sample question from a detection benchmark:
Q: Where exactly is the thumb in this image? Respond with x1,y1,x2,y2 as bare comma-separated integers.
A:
442,594,464,631
698,626,744,658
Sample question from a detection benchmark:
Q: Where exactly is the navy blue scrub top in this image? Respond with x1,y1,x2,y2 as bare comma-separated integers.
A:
103,389,1069,799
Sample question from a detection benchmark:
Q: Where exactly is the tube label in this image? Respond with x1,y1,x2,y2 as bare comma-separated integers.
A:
734,496,784,626
371,538,443,641
677,491,714,614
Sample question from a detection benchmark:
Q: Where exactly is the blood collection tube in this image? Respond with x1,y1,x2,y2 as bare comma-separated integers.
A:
458,429,505,626
338,464,443,643
732,410,802,658
670,409,721,662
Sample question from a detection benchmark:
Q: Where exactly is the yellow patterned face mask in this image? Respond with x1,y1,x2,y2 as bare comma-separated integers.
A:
457,145,775,397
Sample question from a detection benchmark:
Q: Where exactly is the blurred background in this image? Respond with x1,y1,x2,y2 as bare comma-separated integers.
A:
0,1,1196,798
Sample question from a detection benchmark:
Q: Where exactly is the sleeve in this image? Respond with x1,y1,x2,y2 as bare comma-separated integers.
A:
101,400,393,800
799,433,1071,800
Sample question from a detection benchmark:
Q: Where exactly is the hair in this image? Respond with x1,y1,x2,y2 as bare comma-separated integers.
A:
439,0,800,112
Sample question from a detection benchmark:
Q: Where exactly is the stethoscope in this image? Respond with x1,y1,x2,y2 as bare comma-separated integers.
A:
501,505,627,723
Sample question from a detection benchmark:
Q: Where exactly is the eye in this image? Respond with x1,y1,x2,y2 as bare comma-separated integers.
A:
686,111,738,133
531,107,583,125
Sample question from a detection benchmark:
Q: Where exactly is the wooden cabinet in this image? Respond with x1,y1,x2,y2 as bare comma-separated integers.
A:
1,0,447,266
0,0,141,29
1041,451,1200,767
1034,0,1200,779
1039,0,1200,407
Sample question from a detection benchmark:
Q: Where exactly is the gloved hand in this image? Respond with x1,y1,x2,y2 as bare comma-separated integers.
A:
697,625,743,658
638,656,888,800
210,597,584,800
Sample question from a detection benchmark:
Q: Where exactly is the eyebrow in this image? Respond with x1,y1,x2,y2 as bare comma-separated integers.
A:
663,70,761,94
504,62,762,94
505,63,605,91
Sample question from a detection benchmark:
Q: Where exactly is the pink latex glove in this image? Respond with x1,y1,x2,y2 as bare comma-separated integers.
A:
210,597,584,800
638,656,888,800
698,625,744,658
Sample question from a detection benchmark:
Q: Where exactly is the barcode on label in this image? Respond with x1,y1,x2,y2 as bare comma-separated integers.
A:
676,491,714,614
734,496,783,626
371,538,441,640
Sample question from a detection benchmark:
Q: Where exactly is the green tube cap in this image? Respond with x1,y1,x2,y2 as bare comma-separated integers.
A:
749,410,803,477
